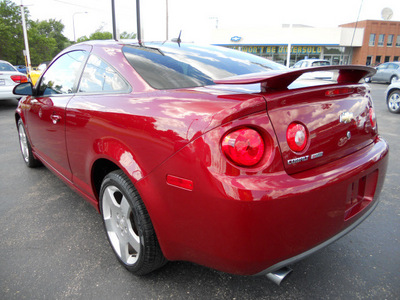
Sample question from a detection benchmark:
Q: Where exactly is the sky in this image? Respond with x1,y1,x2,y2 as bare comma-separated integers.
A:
12,0,400,42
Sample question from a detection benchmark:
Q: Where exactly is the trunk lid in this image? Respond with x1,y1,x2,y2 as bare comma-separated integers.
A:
264,84,377,174
214,66,378,174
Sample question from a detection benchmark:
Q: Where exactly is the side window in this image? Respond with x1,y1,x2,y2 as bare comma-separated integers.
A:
293,61,302,68
38,51,86,96
301,61,308,68
377,63,388,70
78,55,129,93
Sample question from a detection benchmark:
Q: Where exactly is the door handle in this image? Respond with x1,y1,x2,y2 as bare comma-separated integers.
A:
50,114,61,124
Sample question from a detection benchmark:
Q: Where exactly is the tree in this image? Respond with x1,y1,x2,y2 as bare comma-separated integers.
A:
0,0,26,65
0,0,69,65
28,24,57,65
31,19,69,55
77,30,112,43
120,31,136,39
27,19,70,64
77,30,136,42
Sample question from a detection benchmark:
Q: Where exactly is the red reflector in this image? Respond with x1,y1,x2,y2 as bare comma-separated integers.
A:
221,128,264,167
286,122,308,152
166,175,193,191
369,107,376,129
11,75,28,83
325,87,354,97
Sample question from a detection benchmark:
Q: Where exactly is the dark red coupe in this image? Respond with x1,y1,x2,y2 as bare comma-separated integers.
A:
14,41,388,283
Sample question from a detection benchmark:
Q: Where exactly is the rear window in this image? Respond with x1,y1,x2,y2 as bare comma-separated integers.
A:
0,62,16,72
311,61,330,67
123,43,286,90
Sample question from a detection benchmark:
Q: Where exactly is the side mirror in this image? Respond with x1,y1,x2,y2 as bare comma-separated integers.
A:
13,82,33,96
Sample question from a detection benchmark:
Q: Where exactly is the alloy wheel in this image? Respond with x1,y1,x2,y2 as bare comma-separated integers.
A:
18,122,29,163
388,92,400,112
102,185,141,265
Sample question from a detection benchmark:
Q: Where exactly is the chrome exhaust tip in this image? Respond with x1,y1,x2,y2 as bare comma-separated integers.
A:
266,267,293,285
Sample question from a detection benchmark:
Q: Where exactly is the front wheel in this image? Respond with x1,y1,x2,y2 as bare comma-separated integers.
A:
387,90,400,114
100,170,166,275
17,119,41,168
390,76,399,84
364,77,371,83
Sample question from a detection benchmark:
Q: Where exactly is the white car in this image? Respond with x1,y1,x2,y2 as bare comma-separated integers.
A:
0,60,28,101
291,59,333,80
385,81,400,114
292,59,331,68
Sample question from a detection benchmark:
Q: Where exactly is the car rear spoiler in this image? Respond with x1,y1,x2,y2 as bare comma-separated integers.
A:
214,65,376,91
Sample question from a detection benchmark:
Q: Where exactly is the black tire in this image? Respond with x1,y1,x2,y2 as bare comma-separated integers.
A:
17,119,42,168
364,77,371,83
390,76,399,85
99,170,166,275
387,90,400,114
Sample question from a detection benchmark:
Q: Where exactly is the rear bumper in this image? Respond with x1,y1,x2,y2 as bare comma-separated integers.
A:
0,85,18,100
255,195,380,276
138,135,389,275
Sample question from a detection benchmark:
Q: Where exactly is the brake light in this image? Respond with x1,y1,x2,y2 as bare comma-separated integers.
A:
222,128,264,167
369,107,376,129
286,122,308,152
325,87,354,97
11,75,28,83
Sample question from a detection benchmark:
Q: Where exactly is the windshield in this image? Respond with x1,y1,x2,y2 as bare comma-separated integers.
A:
123,43,287,90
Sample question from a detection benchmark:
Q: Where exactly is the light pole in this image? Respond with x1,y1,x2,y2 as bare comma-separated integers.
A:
286,24,292,68
20,1,31,73
73,12,87,42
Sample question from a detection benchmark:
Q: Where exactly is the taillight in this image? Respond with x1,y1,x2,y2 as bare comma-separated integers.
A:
11,75,28,83
286,122,308,152
222,128,264,167
369,107,376,129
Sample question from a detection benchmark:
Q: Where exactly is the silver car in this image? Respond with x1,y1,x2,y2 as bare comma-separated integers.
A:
0,60,28,101
365,62,400,84
291,59,332,80
385,81,400,114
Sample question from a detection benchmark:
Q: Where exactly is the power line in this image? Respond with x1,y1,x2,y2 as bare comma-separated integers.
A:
53,0,101,11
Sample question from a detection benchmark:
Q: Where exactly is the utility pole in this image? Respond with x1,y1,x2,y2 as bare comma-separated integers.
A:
73,12,87,42
20,1,31,73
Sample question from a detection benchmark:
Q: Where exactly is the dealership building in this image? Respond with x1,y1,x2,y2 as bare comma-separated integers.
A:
210,20,400,66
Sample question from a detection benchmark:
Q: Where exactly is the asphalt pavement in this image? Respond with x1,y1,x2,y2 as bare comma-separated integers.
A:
1,83,399,299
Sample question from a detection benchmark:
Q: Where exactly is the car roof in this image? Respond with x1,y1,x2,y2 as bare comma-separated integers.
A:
0,60,14,65
381,61,400,65
0,60,18,71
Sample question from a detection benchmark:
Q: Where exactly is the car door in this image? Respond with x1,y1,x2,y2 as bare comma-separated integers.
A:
373,63,388,82
65,54,132,197
25,50,88,180
386,63,399,82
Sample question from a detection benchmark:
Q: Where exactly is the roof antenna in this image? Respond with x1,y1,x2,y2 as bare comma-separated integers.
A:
136,0,143,46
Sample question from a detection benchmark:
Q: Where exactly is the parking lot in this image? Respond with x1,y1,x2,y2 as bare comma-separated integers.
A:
0,83,399,299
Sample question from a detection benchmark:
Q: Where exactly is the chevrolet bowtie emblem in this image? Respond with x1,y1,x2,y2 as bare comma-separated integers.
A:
340,112,354,124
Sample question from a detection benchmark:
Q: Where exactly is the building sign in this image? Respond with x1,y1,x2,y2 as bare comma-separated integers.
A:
230,36,242,42
237,46,322,55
